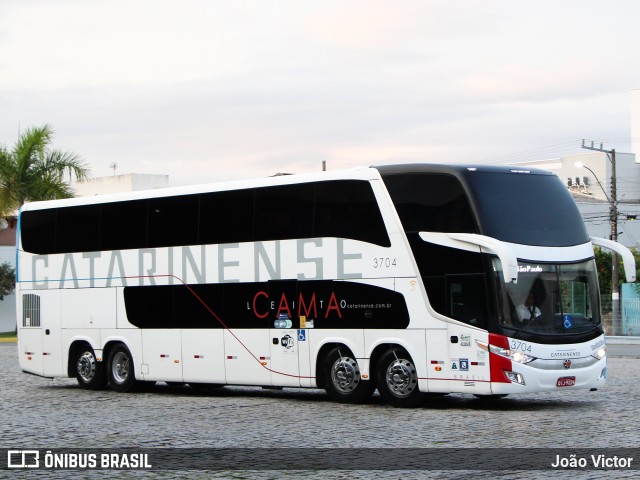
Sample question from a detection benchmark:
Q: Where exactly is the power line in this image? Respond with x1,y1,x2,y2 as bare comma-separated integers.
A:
475,140,581,164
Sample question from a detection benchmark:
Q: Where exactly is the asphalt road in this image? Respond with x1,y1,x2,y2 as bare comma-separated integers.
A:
1,341,639,479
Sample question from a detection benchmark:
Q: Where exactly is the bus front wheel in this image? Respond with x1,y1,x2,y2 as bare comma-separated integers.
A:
107,344,139,393
322,347,374,404
74,346,107,390
376,348,425,408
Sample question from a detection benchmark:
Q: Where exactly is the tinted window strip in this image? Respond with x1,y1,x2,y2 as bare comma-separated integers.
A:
20,180,390,254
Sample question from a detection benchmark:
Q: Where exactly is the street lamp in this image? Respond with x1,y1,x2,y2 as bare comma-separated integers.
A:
574,162,611,202
575,159,621,335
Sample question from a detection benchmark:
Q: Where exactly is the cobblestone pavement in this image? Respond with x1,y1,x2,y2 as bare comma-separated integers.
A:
1,343,639,480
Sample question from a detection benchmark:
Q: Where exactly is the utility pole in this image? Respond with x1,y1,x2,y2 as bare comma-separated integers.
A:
581,140,619,334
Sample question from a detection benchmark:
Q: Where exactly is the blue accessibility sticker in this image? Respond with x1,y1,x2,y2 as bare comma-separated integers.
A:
297,329,306,342
563,315,573,329
459,358,469,371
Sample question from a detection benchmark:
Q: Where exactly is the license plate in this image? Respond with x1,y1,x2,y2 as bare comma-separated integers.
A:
556,376,576,387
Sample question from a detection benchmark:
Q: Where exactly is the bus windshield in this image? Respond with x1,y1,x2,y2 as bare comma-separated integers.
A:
465,171,589,247
494,259,601,335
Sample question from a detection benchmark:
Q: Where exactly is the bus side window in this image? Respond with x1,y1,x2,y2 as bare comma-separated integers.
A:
101,200,148,251
254,184,314,242
315,181,390,247
199,189,255,245
21,209,57,254
446,274,487,327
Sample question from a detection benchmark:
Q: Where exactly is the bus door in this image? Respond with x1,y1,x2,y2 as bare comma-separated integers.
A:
39,291,63,378
268,281,301,387
445,274,491,395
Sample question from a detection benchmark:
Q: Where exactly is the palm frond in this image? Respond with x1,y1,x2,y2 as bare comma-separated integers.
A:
0,124,88,208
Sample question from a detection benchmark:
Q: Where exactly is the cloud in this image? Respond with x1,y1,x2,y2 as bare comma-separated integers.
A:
1,0,639,187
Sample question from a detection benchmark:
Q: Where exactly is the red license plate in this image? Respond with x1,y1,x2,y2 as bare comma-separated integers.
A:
556,376,576,387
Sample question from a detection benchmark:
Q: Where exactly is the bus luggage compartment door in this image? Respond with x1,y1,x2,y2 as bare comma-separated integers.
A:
41,290,63,378
269,328,301,387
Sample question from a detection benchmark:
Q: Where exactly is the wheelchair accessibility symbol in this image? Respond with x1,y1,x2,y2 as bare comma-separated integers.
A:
298,329,306,342
563,315,573,329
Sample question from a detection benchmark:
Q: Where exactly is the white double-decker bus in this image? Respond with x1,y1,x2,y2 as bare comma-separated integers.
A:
16,164,636,407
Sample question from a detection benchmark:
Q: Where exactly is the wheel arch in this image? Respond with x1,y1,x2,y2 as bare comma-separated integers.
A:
314,342,356,388
67,338,100,377
102,339,128,367
369,341,417,374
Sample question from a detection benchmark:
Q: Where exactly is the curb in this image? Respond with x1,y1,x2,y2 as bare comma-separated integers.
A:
606,336,640,345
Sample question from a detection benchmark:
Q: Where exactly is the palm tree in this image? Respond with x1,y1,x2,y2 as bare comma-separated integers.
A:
0,124,90,215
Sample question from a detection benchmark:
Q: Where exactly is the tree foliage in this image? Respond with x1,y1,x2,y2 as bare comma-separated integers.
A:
0,124,90,216
594,247,640,295
0,262,15,301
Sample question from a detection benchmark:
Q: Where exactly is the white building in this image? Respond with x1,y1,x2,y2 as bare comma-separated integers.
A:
74,173,169,196
516,151,640,248
514,89,640,249
632,88,640,161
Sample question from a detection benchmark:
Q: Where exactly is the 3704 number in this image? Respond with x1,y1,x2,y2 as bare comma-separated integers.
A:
510,340,532,353
373,257,397,268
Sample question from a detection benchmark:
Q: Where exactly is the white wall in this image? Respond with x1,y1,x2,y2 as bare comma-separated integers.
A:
632,89,640,160
73,174,169,196
517,151,640,203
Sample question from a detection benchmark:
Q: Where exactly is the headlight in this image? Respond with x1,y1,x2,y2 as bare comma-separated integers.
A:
505,371,526,385
591,347,606,360
476,340,536,364
511,351,535,364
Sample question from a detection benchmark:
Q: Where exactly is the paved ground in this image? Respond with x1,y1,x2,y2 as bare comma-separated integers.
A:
1,341,639,479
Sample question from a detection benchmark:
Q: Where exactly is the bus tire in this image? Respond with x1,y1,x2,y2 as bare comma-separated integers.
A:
376,348,425,408
107,344,139,393
74,346,107,390
322,347,374,404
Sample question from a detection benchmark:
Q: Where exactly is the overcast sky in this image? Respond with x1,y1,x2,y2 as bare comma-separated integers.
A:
1,0,639,186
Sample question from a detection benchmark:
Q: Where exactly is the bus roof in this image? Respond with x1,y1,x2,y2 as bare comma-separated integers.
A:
20,165,381,212
20,162,555,212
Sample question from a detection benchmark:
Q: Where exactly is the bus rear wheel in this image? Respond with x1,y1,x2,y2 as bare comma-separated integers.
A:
107,344,139,393
75,346,106,390
322,347,374,404
376,348,425,408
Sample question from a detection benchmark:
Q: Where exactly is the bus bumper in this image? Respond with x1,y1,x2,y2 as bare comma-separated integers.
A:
490,357,607,395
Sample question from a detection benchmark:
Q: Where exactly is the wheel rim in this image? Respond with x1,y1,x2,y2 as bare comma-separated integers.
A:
331,357,360,393
77,351,96,383
111,351,130,384
385,358,418,398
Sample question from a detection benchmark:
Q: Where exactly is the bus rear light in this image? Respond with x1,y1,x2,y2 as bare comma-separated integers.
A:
505,371,525,385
